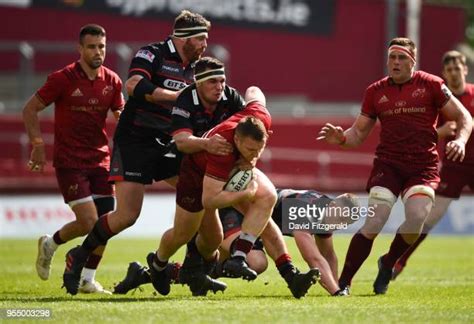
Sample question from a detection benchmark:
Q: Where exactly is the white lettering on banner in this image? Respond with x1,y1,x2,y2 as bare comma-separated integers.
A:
4,207,74,222
0,195,175,238
106,0,310,27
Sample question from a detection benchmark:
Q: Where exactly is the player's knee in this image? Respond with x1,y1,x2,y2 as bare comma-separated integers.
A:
94,196,115,217
402,185,435,204
76,216,97,235
405,205,430,224
247,251,268,274
361,215,386,236
200,231,223,251
255,186,277,209
368,186,397,209
117,206,141,228
210,231,224,248
122,216,138,228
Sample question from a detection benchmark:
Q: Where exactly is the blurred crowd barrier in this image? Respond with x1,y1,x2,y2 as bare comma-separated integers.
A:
1,193,472,238
0,115,379,193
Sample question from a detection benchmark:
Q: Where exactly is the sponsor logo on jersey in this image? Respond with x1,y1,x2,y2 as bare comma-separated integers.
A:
135,49,155,63
71,88,83,97
163,79,187,90
395,100,407,107
88,98,99,105
171,107,191,118
102,85,113,96
412,87,426,98
181,196,196,204
68,184,78,196
125,171,142,177
378,95,389,104
162,65,181,73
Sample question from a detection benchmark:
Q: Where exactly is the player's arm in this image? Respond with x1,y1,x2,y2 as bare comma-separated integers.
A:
125,47,182,105
292,230,340,294
292,230,320,262
314,236,338,279
439,96,473,162
202,175,257,210
112,80,125,121
436,121,457,139
317,114,376,148
173,131,233,155
244,86,266,106
22,95,48,172
125,75,182,104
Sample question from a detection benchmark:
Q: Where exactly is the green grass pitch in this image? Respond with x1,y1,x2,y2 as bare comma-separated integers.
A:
0,235,473,323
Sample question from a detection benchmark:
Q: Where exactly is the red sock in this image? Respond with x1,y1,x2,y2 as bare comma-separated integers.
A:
382,232,411,269
275,253,292,268
339,231,374,286
396,233,428,267
85,253,102,269
53,231,65,245
396,224,432,267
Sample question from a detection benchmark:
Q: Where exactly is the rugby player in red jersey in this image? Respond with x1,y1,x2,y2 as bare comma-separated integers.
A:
318,38,472,295
61,11,218,296
392,50,474,278
23,24,124,294
149,87,319,298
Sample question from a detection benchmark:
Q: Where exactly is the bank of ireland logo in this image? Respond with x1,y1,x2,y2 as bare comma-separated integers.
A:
395,100,406,108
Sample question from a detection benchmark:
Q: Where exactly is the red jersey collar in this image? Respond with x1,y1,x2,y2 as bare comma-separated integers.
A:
388,71,418,86
74,61,105,80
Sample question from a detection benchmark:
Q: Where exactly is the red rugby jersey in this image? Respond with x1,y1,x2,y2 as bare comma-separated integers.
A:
361,71,451,166
36,61,124,169
440,83,474,166
191,101,271,181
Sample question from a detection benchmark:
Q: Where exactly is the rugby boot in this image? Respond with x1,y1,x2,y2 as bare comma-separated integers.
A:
332,286,350,296
336,283,351,296
36,234,56,280
181,271,227,297
113,262,150,294
62,246,88,295
222,256,257,281
373,256,393,295
78,279,112,295
179,255,226,296
146,252,171,296
391,260,405,281
286,268,320,299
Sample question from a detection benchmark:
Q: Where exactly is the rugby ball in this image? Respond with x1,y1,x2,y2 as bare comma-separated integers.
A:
224,169,253,192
